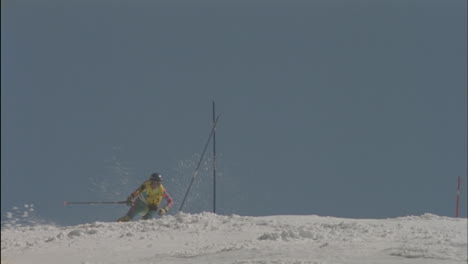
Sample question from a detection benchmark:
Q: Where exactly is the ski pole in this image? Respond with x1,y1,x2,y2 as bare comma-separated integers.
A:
64,201,128,206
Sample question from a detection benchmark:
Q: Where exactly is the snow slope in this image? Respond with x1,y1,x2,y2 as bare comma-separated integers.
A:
1,213,467,264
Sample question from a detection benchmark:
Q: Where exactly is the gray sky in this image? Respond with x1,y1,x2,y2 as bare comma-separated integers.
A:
2,0,467,225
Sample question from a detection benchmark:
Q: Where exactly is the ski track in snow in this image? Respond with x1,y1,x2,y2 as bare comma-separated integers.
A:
1,213,467,264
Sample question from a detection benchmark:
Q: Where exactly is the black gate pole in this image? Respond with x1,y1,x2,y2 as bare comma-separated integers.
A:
179,115,220,212
212,101,217,214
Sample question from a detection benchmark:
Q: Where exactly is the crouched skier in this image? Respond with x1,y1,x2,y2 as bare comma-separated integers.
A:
117,172,173,222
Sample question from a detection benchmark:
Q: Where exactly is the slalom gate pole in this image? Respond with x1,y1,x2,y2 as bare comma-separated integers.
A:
179,115,220,212
455,176,461,218
64,201,127,206
212,101,217,214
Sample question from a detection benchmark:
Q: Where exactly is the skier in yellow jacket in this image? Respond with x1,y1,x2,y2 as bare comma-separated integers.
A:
117,172,173,222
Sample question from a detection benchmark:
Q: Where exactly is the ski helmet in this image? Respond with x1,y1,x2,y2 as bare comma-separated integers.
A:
150,172,162,182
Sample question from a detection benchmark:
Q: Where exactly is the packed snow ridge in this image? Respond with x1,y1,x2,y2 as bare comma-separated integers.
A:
1,213,467,264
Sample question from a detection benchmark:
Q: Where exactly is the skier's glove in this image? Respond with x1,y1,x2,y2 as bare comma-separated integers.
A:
148,204,158,211
158,207,168,216
126,196,133,206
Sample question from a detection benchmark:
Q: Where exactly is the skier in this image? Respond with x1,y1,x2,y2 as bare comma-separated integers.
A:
117,172,173,222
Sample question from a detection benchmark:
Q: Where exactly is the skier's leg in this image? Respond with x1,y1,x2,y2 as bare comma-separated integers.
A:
117,199,147,222
141,209,157,220
117,215,131,222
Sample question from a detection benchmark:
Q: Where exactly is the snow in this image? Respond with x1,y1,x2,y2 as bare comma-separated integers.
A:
1,213,467,264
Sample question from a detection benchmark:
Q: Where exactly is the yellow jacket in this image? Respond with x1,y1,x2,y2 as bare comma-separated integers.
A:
130,180,173,208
